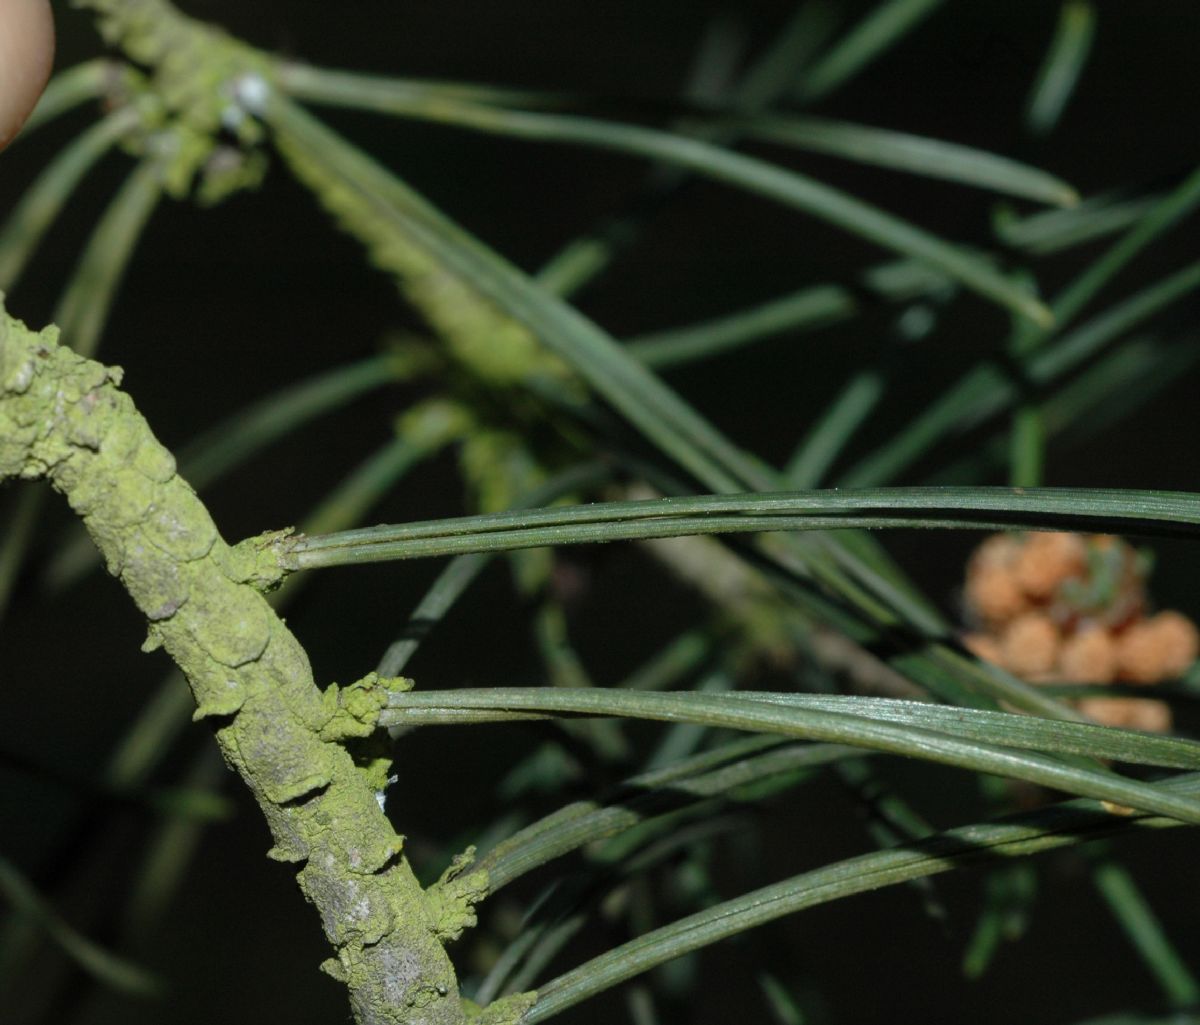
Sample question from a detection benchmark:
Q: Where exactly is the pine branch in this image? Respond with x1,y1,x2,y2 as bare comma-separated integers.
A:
0,305,492,1025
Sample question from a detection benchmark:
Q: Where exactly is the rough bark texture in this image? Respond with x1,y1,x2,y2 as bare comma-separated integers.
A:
0,309,470,1024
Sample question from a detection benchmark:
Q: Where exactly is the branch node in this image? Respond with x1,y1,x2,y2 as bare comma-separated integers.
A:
319,672,414,743
226,526,294,591
463,992,539,1025
425,847,489,944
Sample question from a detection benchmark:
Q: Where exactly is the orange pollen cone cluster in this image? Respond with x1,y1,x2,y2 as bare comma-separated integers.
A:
961,532,1197,733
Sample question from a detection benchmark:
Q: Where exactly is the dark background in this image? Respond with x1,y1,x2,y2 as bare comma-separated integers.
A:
3,2,1200,1023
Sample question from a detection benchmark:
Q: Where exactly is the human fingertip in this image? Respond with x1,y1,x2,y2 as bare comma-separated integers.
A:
0,0,56,152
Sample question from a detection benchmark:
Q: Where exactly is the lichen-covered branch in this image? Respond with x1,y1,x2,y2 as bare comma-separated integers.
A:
0,307,475,1024
72,0,273,202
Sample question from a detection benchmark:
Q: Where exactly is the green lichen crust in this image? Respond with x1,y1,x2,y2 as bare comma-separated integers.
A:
0,307,469,1025
424,847,490,944
464,993,539,1025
